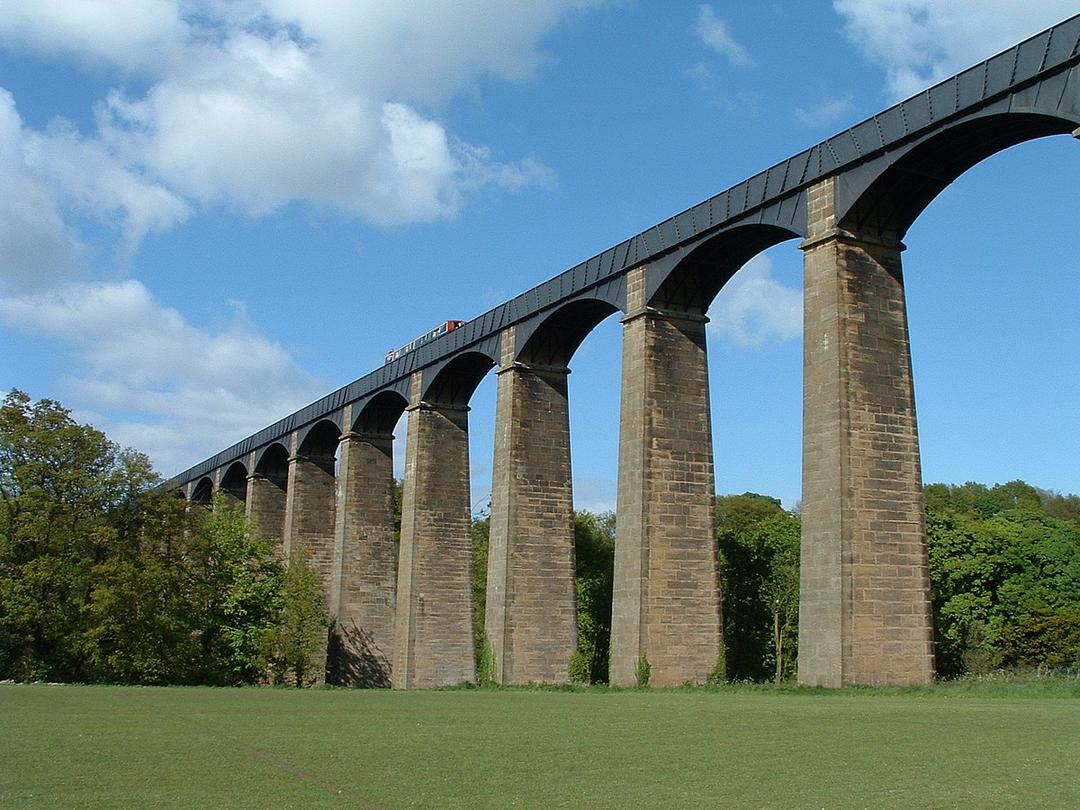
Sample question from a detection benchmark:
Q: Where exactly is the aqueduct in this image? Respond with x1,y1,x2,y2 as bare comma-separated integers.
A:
171,16,1080,688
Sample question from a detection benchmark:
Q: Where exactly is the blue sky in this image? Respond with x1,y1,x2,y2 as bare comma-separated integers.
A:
0,1,1077,512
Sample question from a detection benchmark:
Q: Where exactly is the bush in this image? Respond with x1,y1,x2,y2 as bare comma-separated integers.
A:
263,544,328,687
635,655,651,688
567,650,591,684
1002,608,1080,669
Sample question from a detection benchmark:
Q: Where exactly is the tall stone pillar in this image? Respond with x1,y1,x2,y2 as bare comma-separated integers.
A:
246,473,287,543
485,326,577,684
610,265,722,687
392,373,475,688
328,431,397,687
282,443,337,682
283,451,337,589
798,176,935,687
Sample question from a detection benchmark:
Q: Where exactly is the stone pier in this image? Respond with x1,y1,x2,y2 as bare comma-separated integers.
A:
392,373,476,688
329,429,398,686
283,450,337,590
798,176,935,687
610,265,722,687
282,433,338,683
485,326,577,684
246,473,286,541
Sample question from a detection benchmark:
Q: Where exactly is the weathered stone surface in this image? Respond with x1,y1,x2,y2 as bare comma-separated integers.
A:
246,474,286,543
392,372,476,688
485,326,577,685
328,431,397,687
798,176,935,687
283,453,337,590
610,265,722,687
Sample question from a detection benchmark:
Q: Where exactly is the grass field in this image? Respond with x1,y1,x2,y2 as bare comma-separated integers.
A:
3,679,1079,808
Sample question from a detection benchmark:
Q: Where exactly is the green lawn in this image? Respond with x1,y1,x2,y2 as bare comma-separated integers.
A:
3,681,1079,808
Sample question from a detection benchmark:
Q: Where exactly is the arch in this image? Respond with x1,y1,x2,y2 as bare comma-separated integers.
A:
298,419,342,475
839,111,1080,241
516,298,621,368
896,133,1080,488
294,412,344,453
352,389,409,436
421,349,496,408
648,224,801,313
253,442,290,487
220,461,248,503
190,477,214,507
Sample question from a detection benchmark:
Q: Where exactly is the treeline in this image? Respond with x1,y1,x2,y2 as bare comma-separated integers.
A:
714,486,1080,682
925,481,1080,676
3,389,1079,686
0,391,325,685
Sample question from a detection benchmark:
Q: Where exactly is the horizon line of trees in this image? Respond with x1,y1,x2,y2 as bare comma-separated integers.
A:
2,388,1079,686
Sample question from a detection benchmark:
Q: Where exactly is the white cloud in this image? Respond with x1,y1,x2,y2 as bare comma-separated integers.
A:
0,89,86,291
26,119,192,259
709,255,801,348
257,1,605,104
696,5,754,68
0,86,189,290
795,94,855,128
834,1,1079,100
0,279,322,475
0,1,605,261
0,0,185,73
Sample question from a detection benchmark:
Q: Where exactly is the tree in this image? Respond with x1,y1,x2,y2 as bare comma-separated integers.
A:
568,511,615,684
926,485,1080,676
0,389,157,681
1037,489,1080,527
80,489,202,684
758,516,800,684
0,389,332,687
188,495,284,684
716,493,800,682
1001,607,1080,669
924,480,1043,521
470,514,492,681
264,543,328,687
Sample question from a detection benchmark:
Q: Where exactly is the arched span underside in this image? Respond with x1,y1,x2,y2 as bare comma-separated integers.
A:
253,442,289,487
220,461,248,502
352,389,409,436
516,298,621,368
191,477,214,505
299,419,342,474
841,112,1080,241
650,224,802,314
294,413,343,456
422,350,496,408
